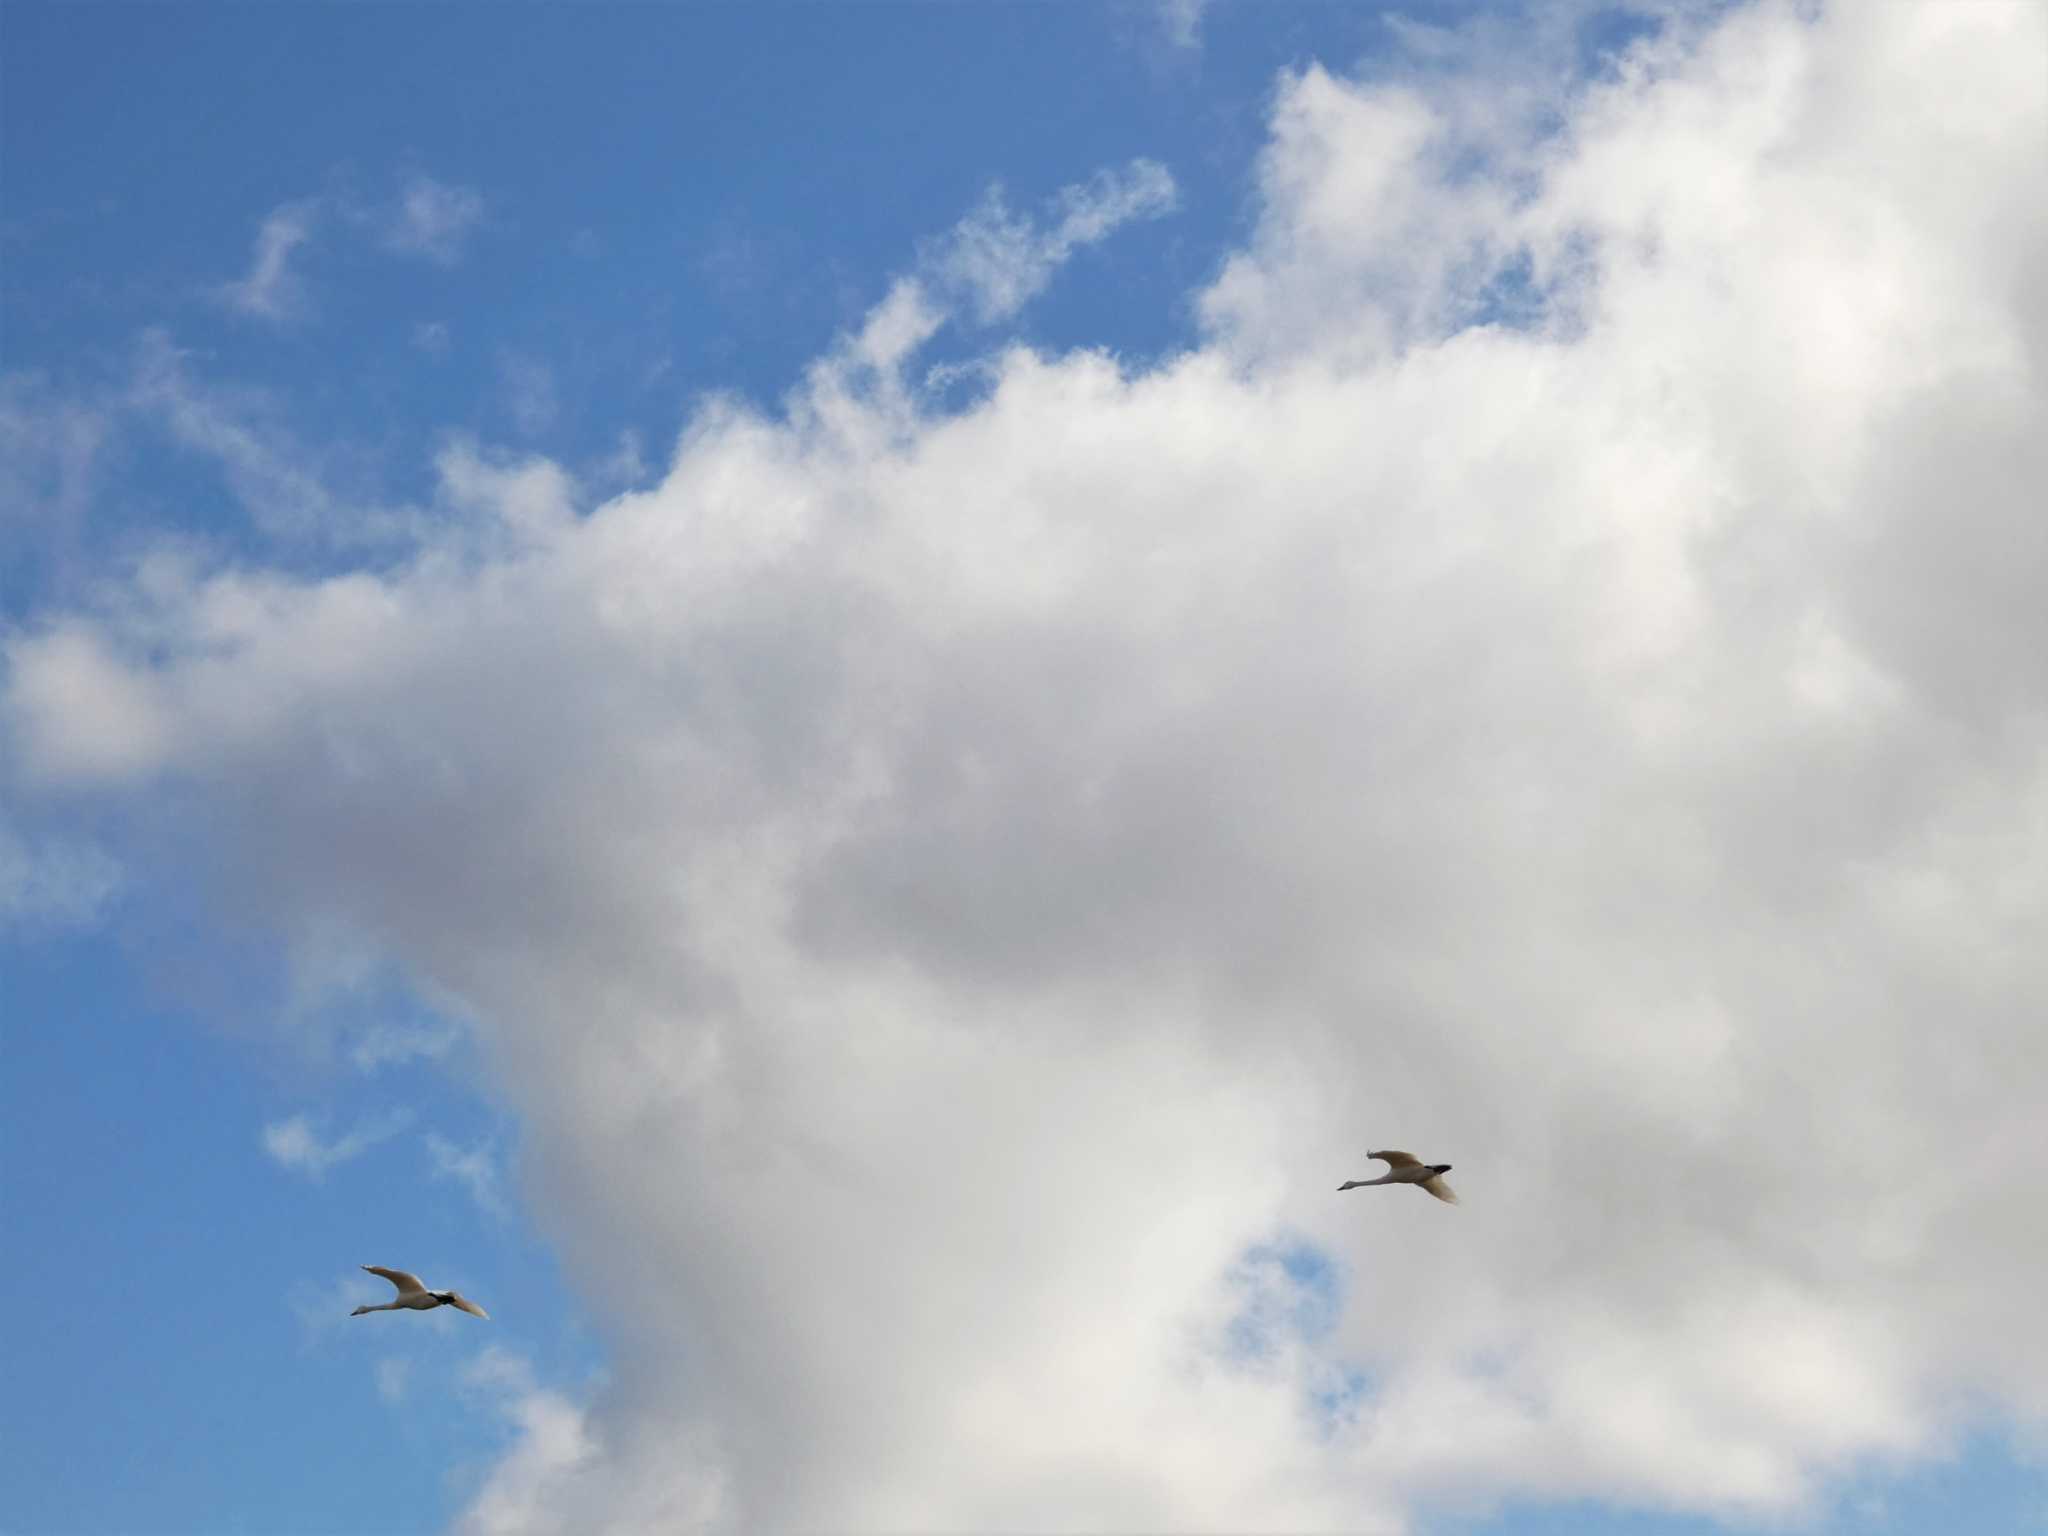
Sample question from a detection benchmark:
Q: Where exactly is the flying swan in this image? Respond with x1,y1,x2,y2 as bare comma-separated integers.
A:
350,1265,490,1319
1339,1149,1458,1204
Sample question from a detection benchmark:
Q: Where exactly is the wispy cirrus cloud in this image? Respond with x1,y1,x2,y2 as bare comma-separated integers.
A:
382,175,486,265
131,328,335,529
262,1108,413,1179
0,373,107,545
127,328,422,546
426,1132,506,1216
0,814,123,930
924,157,1178,324
218,200,319,322
1158,0,1208,51
213,172,485,322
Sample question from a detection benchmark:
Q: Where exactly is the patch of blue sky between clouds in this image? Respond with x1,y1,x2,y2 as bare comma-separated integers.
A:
1221,1238,1373,1439
1,922,597,1534
1226,1240,1346,1358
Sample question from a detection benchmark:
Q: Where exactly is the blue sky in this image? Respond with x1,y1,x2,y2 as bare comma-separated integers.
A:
6,3,2048,1533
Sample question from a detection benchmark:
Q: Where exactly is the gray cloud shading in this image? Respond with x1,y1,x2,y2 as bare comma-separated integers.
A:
5,4,2048,1531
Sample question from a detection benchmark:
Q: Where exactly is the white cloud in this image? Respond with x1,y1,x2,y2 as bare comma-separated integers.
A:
457,1350,618,1536
127,329,423,546
413,320,452,355
219,201,318,322
261,1108,413,1179
384,175,486,264
130,330,330,530
7,3,2048,1531
926,157,1178,324
0,814,123,929
4,620,174,786
426,1132,507,1216
214,173,482,320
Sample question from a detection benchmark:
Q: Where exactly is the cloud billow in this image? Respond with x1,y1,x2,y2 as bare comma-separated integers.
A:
6,4,2048,1531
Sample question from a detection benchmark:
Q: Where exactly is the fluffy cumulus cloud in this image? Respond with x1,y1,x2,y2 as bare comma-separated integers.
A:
7,2,2048,1530
457,1349,610,1535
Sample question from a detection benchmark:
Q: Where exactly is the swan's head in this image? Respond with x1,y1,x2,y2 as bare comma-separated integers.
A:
1432,1164,1452,1175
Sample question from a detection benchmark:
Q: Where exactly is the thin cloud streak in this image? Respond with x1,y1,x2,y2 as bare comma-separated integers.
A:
218,201,318,322
261,1108,413,1179
127,329,426,547
927,157,1178,324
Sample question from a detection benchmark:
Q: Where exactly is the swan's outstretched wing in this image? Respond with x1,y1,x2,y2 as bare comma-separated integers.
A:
364,1265,429,1297
1420,1174,1459,1205
1369,1149,1421,1169
444,1292,490,1319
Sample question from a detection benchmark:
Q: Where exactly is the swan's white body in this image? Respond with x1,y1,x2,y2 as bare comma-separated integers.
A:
1339,1149,1458,1204
350,1265,490,1319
